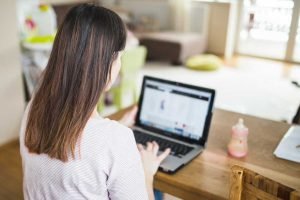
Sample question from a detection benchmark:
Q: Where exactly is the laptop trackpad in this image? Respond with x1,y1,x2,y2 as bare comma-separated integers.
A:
159,154,183,172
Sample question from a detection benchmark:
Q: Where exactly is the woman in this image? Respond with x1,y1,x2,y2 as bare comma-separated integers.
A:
20,4,170,200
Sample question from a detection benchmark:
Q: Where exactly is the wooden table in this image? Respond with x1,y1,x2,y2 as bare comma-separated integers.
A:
109,107,300,200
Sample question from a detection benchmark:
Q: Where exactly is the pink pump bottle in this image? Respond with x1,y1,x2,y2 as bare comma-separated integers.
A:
228,118,249,158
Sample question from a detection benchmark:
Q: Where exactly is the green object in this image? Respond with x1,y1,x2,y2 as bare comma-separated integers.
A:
186,54,221,71
25,34,56,44
97,46,147,112
97,95,105,113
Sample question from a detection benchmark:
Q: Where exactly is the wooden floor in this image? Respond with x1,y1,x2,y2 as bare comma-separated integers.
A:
222,55,297,78
0,140,23,200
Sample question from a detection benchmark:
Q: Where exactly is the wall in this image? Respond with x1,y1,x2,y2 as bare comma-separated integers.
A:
0,0,25,145
169,0,188,31
206,2,237,58
171,0,238,57
146,0,238,58
40,0,91,5
101,0,172,30
49,0,237,57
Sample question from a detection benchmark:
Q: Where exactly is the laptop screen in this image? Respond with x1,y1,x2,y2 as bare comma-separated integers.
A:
138,78,214,141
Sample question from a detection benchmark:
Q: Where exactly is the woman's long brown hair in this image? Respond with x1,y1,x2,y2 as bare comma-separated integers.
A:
25,4,126,162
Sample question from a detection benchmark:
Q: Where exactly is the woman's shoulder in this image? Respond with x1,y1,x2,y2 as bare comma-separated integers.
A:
87,117,132,134
85,117,135,147
84,118,138,163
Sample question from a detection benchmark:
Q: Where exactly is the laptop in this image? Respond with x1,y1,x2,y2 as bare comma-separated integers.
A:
133,76,215,173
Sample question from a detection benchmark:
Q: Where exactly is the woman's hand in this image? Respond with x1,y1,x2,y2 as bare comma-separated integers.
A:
137,141,171,180
119,106,138,127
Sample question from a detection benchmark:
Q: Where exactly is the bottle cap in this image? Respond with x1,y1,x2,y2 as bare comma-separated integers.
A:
235,118,245,130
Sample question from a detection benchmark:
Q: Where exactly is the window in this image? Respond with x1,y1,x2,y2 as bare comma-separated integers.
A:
238,0,294,60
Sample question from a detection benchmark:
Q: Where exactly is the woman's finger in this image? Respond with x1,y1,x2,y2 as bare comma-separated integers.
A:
152,141,159,155
146,142,153,151
137,144,144,152
157,148,171,163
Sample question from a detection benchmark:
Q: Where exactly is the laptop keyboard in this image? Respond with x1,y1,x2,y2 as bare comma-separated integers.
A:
133,130,194,157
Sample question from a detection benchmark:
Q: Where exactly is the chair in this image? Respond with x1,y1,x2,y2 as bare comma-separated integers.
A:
97,46,147,112
111,45,147,109
229,165,300,200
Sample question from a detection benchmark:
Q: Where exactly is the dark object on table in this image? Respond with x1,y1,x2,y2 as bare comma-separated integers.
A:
291,81,300,88
291,81,300,124
292,104,300,124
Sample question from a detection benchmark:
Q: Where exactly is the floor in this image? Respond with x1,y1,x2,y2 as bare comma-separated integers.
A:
0,141,23,200
0,56,299,200
135,56,300,123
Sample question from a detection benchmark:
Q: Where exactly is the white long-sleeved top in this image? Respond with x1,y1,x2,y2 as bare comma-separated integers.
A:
20,104,148,200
